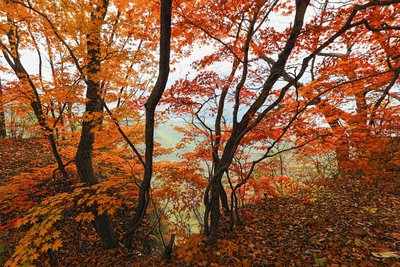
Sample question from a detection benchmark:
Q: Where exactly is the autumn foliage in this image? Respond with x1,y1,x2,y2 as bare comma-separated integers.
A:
0,0,400,266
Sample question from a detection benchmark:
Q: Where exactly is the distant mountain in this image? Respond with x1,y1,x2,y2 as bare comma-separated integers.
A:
154,118,196,161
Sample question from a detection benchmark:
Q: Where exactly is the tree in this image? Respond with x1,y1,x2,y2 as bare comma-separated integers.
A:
2,0,176,252
74,0,120,249
170,0,400,243
0,6,68,177
0,0,156,249
124,0,173,248
1,1,399,265
0,78,6,138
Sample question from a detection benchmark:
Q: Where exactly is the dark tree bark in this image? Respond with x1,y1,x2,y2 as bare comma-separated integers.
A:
211,61,239,215
163,234,175,260
202,0,400,242
47,250,58,267
1,19,68,177
262,55,352,175
75,0,119,249
205,0,310,244
219,183,230,213
0,79,6,138
124,0,172,248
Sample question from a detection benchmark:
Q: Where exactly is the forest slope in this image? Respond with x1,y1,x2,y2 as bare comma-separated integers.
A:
1,140,399,266
161,175,400,266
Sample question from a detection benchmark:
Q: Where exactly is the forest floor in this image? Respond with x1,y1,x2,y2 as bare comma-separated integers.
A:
1,139,399,266
160,174,400,267
0,139,53,180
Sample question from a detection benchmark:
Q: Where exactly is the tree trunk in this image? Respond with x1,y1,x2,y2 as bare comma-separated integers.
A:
2,21,68,177
66,105,76,133
219,181,230,213
75,0,119,249
48,250,58,267
48,133,68,178
207,175,222,244
204,0,310,244
124,0,172,248
0,79,6,138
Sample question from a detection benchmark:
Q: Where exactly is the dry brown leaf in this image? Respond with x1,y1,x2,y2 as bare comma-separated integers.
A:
371,251,400,258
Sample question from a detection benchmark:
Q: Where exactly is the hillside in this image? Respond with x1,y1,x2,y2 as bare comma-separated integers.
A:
1,139,399,266
160,175,400,266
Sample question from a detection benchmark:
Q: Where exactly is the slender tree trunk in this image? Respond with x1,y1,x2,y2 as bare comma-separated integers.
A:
219,182,230,213
66,105,76,133
76,113,119,248
207,172,223,244
0,79,6,138
203,183,212,235
205,0,310,244
124,0,172,248
49,101,60,139
75,0,119,249
48,133,68,178
47,250,58,267
2,20,68,177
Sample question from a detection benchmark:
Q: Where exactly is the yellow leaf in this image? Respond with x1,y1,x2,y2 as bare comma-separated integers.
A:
39,227,47,237
371,251,400,258
52,239,62,251
354,239,366,247
41,243,52,252
363,207,378,214
33,238,42,246
75,212,95,222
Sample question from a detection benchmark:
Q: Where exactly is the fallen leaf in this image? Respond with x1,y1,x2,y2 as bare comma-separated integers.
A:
371,251,400,258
